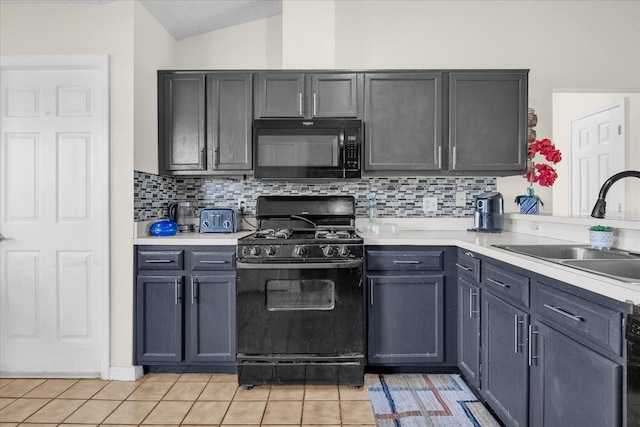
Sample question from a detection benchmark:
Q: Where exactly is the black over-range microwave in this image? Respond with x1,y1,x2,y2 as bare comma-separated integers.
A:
253,119,362,179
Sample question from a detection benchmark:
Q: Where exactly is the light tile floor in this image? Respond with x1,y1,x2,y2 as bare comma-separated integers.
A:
0,373,376,426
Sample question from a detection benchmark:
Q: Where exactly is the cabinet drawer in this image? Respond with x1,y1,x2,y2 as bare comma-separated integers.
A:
534,283,623,356
367,250,443,271
456,249,481,282
137,250,184,270
483,262,529,307
190,250,235,271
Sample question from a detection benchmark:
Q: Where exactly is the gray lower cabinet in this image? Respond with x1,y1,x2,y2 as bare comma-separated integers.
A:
368,275,445,365
256,72,359,118
158,72,252,175
481,291,529,427
366,247,453,366
529,321,621,427
448,71,528,173
135,275,184,363
364,72,442,172
134,246,236,367
457,276,480,388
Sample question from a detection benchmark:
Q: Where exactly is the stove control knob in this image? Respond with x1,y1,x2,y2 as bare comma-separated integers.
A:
322,246,335,257
293,245,306,257
338,246,351,257
266,245,276,256
250,245,262,256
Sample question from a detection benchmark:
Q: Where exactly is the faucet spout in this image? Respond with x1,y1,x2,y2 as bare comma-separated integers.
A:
590,170,640,218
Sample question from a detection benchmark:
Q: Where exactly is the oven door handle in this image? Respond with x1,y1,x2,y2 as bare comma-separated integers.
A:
237,260,363,270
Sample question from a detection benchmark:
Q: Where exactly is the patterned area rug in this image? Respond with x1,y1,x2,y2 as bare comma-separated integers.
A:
366,374,500,426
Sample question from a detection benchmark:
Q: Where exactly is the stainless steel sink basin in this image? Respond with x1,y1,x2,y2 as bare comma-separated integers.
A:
493,244,636,260
561,259,640,283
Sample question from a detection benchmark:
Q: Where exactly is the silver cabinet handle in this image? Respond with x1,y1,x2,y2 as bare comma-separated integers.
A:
437,146,442,168
514,315,524,353
469,288,478,318
174,278,181,305
200,260,226,264
145,259,173,264
299,92,303,116
543,304,583,322
313,92,317,116
369,279,374,306
191,277,198,304
487,277,509,288
201,148,206,167
393,260,420,264
455,262,472,272
464,251,474,257
452,146,457,169
528,324,539,366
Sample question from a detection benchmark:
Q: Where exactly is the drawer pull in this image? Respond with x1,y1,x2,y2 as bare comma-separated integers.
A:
487,277,510,288
200,260,227,264
145,259,173,264
543,304,583,322
469,288,479,318
393,260,420,264
455,262,472,272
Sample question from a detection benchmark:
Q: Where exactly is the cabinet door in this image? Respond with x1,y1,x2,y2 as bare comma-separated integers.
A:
207,73,252,171
159,74,206,172
135,276,184,363
529,321,621,427
368,275,444,364
481,292,529,427
257,73,305,117
364,73,442,172
458,277,480,388
311,74,358,117
187,274,236,363
449,72,527,173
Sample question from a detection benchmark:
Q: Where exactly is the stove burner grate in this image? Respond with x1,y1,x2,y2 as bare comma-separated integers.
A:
255,228,293,239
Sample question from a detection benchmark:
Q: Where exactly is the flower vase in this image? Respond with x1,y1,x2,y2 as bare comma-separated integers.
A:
519,187,539,214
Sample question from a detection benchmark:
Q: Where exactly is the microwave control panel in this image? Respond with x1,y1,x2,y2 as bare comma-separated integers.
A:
344,132,360,171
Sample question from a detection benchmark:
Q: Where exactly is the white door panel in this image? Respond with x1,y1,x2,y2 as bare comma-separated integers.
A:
1,57,108,377
570,101,625,217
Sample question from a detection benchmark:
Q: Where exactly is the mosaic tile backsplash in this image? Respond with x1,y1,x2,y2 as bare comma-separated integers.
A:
134,171,497,221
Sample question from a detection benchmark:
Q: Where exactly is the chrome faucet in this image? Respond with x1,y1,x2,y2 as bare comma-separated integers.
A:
590,170,640,218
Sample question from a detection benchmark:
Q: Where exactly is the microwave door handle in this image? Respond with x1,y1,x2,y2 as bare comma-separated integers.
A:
339,130,345,178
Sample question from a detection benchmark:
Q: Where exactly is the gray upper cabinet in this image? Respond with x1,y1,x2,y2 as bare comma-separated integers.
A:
158,72,252,175
364,73,442,172
159,74,206,172
207,73,252,171
256,72,359,118
448,71,528,173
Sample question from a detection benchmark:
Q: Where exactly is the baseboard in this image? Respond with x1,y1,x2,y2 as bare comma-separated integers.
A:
109,365,144,381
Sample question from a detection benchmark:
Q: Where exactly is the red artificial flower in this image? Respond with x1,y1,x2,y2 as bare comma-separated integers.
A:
525,138,562,187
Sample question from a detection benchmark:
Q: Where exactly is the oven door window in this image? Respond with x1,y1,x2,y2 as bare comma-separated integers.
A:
266,279,335,311
257,135,339,167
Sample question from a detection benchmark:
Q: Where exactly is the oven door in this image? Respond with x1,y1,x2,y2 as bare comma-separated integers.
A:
236,260,364,356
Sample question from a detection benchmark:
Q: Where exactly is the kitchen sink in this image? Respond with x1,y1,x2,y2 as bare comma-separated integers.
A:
492,244,640,283
561,259,640,283
493,244,637,260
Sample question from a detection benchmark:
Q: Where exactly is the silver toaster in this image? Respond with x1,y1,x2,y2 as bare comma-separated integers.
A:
199,207,241,233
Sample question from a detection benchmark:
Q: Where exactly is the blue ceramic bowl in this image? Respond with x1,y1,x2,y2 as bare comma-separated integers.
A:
150,219,178,236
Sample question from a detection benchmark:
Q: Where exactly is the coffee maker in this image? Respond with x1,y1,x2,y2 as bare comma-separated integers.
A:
168,201,198,232
471,192,504,232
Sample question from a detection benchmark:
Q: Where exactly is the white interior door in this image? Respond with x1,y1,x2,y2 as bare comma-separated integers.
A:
570,100,625,217
0,56,109,377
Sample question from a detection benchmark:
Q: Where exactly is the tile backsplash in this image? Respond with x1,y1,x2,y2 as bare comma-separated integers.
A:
134,171,497,221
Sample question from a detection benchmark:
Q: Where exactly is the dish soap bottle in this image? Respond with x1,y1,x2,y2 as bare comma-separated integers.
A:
369,193,378,223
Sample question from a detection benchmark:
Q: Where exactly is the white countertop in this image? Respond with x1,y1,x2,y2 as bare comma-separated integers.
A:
133,227,639,305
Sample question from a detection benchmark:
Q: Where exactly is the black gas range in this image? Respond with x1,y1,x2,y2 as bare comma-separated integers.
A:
235,195,365,388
